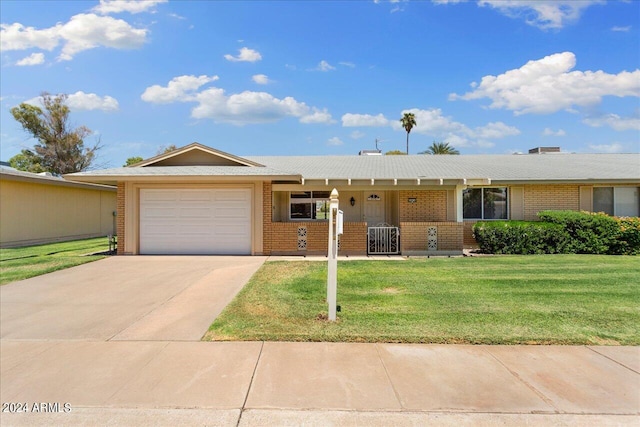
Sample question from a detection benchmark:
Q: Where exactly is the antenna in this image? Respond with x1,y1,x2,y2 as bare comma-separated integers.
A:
375,138,388,151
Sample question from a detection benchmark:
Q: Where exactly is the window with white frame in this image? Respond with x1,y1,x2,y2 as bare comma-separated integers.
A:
463,187,508,220
593,187,639,217
290,191,331,220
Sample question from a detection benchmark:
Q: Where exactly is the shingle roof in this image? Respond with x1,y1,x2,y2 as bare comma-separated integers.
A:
67,165,300,178
65,152,640,184
246,153,640,182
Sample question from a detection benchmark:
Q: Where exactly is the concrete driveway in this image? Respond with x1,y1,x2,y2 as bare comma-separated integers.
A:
0,256,267,341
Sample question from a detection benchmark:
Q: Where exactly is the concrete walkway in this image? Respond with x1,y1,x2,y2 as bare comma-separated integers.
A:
1,258,638,426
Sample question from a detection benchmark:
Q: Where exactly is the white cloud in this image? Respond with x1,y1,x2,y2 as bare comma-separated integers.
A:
93,0,167,15
350,130,366,139
588,143,625,153
252,74,270,85
343,108,519,149
583,113,640,131
543,128,566,137
342,113,390,127
142,75,331,126
0,23,61,51
67,91,119,111
477,0,604,30
141,75,219,103
192,89,311,125
450,52,640,115
314,60,336,72
300,108,334,124
22,91,119,112
0,14,148,61
474,121,521,139
15,52,44,66
339,61,355,68
611,25,632,32
224,47,262,63
327,137,344,146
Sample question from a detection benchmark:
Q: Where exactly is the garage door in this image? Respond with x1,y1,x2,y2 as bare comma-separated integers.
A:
140,188,251,255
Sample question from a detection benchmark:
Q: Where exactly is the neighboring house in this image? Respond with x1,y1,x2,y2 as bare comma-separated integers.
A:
0,166,117,248
65,143,640,256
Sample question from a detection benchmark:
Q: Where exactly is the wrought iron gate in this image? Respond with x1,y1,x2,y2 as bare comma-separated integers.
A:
367,226,400,255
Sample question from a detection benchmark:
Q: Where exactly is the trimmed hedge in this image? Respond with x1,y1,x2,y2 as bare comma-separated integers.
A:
537,210,620,254
473,211,639,255
473,221,570,254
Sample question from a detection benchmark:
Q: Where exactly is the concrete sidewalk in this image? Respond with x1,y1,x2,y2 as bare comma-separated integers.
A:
1,341,638,426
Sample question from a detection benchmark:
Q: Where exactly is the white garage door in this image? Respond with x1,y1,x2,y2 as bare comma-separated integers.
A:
140,188,251,255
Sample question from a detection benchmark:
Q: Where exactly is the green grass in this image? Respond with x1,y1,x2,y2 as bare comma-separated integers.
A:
0,237,110,285
205,255,640,345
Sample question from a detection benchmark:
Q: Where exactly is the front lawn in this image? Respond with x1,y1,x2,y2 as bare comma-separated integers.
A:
0,237,110,285
205,255,640,345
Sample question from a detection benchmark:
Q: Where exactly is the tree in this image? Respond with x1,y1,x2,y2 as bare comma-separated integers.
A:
10,93,100,175
400,112,417,155
385,150,407,155
9,149,47,173
156,144,178,155
420,141,460,155
124,156,144,167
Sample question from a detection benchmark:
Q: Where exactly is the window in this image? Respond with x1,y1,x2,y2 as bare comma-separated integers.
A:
594,187,639,217
463,187,508,220
290,191,331,220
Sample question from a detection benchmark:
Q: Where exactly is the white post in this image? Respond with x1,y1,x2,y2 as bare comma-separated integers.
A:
327,188,339,321
455,184,464,223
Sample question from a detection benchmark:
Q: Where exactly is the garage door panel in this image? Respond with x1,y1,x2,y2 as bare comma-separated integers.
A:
140,188,251,255
179,191,213,202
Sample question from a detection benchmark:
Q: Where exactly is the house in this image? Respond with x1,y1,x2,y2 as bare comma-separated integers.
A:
65,143,640,256
0,165,117,248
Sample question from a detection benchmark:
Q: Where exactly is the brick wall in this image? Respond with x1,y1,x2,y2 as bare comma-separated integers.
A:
523,184,580,220
268,221,367,255
116,182,125,255
463,221,479,247
262,182,273,255
400,222,463,252
399,190,447,222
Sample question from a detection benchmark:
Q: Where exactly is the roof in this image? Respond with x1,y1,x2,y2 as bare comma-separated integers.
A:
246,153,640,183
1,165,116,191
63,143,640,186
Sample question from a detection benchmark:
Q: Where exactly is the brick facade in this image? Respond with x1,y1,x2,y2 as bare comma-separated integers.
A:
399,190,447,222
268,221,367,255
116,182,125,255
523,184,580,221
400,222,463,253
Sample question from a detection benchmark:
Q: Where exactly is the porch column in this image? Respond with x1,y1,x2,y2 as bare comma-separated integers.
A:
455,185,465,222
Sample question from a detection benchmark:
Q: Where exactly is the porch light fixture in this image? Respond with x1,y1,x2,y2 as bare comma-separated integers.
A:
350,197,355,206
408,197,417,204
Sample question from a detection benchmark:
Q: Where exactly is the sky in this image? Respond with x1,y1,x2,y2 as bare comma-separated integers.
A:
1,0,639,168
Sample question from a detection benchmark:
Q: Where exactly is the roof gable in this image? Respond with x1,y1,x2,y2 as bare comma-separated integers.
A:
134,143,264,167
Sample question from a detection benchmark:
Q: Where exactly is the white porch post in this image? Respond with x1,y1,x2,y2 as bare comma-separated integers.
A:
327,188,339,321
455,185,465,222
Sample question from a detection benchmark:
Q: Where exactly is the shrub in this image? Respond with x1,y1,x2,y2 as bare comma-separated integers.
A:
473,221,570,254
613,217,640,255
537,210,621,254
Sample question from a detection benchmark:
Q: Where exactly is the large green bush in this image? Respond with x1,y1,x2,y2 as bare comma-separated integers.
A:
537,210,620,254
614,217,640,255
473,221,570,254
473,211,639,255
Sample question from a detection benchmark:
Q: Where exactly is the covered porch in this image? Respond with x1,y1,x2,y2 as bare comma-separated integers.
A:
267,177,489,256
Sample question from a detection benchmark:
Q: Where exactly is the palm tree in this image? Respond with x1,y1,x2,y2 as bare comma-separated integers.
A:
420,141,460,155
400,112,416,154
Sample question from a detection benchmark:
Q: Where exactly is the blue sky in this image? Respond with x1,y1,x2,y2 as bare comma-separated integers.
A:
1,0,639,168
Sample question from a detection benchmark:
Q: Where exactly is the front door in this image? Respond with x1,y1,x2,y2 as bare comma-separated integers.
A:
364,192,385,227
